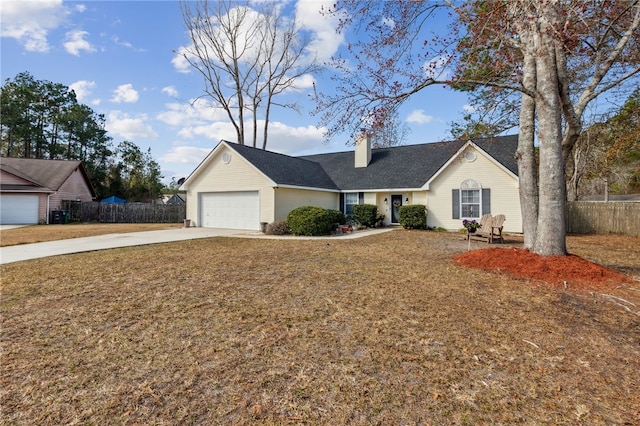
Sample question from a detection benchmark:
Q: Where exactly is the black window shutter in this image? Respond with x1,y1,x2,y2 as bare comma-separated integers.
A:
358,192,364,204
339,193,345,213
452,189,460,219
482,188,491,214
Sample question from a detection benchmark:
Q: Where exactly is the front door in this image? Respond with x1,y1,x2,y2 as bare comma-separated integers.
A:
391,194,403,223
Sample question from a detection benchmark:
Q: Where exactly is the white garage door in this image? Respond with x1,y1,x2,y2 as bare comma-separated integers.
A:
0,194,39,224
200,191,260,230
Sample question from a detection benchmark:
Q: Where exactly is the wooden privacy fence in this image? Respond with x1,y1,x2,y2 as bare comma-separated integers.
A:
566,201,640,236
62,201,186,224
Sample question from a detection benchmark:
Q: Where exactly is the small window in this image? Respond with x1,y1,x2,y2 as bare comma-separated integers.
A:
344,193,358,215
453,183,490,220
461,189,480,218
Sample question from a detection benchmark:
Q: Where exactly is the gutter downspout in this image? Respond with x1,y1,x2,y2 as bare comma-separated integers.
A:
46,193,53,224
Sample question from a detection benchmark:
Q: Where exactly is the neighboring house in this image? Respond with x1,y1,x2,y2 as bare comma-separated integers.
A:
180,134,522,233
0,157,96,224
163,193,186,205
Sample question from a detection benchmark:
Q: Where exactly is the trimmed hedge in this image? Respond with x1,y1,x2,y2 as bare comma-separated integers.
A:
352,203,378,228
398,204,428,229
286,206,334,236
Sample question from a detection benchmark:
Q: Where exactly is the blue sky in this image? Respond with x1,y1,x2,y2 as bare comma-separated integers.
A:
1,0,473,183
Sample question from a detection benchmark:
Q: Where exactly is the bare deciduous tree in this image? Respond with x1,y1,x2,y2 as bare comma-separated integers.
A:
178,0,319,149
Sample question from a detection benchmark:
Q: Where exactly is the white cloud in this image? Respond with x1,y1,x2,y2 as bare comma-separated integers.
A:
264,121,325,155
63,29,95,56
157,98,230,128
406,109,434,125
159,121,328,180
106,111,158,139
295,0,344,62
0,0,69,52
292,73,315,91
111,84,139,103
160,145,212,165
69,80,96,102
182,119,326,155
161,86,179,98
463,104,475,113
177,120,237,141
171,45,193,73
169,117,325,156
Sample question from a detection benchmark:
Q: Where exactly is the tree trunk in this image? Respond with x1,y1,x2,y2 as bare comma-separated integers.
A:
532,9,567,256
516,30,538,250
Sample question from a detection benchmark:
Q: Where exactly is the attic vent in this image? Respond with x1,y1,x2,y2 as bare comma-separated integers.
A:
464,151,477,162
222,152,231,164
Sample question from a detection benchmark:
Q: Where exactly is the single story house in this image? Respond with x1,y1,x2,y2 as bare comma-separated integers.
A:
180,134,522,233
0,157,96,224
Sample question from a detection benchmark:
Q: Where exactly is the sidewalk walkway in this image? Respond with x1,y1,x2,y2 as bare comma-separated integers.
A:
0,227,395,265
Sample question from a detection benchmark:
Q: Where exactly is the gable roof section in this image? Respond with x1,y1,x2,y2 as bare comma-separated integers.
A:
184,135,518,193
0,157,97,197
472,135,519,175
301,134,519,191
225,142,339,190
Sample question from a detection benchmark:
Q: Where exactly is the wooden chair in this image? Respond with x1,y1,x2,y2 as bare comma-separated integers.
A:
489,214,505,243
468,214,493,241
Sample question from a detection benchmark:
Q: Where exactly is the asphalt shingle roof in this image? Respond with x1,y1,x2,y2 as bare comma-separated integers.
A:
225,142,339,190
223,135,518,191
0,157,96,196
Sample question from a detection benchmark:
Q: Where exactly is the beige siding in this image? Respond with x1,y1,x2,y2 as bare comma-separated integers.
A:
427,147,522,233
185,146,275,226
373,192,417,225
38,194,48,223
49,168,94,210
1,170,29,184
274,188,339,221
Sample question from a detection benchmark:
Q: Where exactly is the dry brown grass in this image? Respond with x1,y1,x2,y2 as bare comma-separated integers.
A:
1,231,639,425
0,223,182,247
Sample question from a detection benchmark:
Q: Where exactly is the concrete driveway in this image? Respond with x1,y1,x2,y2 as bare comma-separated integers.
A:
0,227,243,265
0,227,395,265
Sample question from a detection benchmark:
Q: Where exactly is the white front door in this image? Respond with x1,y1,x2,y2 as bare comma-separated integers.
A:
199,191,260,230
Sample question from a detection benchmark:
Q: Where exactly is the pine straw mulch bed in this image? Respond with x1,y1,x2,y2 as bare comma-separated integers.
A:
1,230,639,425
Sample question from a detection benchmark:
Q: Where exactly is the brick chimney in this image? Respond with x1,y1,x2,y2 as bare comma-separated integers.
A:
355,133,371,168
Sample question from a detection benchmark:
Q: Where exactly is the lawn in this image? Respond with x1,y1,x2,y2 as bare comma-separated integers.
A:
0,223,182,247
1,230,639,425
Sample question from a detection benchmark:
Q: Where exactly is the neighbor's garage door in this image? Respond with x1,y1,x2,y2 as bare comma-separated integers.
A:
0,194,39,224
200,191,260,230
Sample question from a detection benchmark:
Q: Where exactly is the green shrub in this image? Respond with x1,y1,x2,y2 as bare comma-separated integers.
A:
266,220,290,235
352,204,378,228
286,206,334,236
326,209,346,227
398,204,428,229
